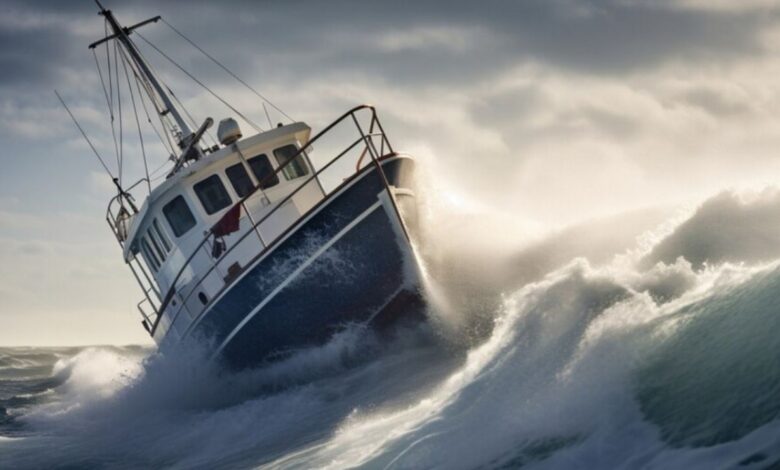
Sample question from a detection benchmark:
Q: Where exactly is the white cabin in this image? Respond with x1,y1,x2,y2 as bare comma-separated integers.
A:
117,122,325,338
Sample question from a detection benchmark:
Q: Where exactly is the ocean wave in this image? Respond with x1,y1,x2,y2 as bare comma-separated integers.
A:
2,187,780,469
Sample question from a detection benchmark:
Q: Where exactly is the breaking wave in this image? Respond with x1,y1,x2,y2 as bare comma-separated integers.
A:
2,188,780,469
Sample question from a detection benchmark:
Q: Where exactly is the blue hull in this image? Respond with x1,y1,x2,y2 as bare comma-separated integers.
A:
174,156,422,369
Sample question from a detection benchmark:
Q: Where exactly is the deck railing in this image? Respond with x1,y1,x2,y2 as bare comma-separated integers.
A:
108,105,406,338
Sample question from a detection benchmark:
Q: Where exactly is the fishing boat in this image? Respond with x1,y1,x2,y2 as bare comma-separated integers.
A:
71,3,423,369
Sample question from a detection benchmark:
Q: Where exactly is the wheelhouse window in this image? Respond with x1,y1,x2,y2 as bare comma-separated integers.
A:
247,154,279,189
146,228,166,262
194,174,232,215
152,218,171,252
225,163,254,198
163,195,197,237
140,237,160,271
273,144,309,180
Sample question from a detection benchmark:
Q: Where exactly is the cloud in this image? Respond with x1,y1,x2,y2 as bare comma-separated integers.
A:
3,0,780,345
371,25,494,53
670,0,780,13
643,189,780,269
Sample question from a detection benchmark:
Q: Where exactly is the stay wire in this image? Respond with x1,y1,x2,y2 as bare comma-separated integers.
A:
131,56,179,154
128,36,219,147
120,44,177,156
135,67,176,157
135,31,264,133
104,20,120,175
114,34,177,148
92,49,112,127
114,40,124,185
168,86,219,148
55,90,114,178
104,20,113,116
161,17,294,124
119,46,152,194
123,48,179,178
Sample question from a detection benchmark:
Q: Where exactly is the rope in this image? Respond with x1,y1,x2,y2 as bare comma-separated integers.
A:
114,40,124,185
119,35,182,150
262,102,272,129
104,21,120,176
129,55,179,154
135,69,176,157
55,91,114,178
161,17,294,124
120,47,152,194
149,159,173,180
135,31,264,133
104,20,113,116
122,46,178,177
168,86,219,148
128,34,220,147
92,49,112,126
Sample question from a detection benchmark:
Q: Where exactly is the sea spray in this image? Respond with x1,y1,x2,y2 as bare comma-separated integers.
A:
3,184,780,468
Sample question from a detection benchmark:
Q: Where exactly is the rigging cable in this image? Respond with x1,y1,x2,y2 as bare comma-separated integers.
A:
92,49,112,128
119,46,152,194
161,75,218,148
121,45,179,181
132,63,177,158
114,40,124,185
135,31,264,133
126,52,180,154
55,91,114,178
169,88,220,148
262,102,273,130
104,20,121,176
161,17,294,124
127,35,218,147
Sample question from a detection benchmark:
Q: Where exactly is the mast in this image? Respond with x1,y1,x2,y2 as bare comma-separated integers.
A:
92,0,193,147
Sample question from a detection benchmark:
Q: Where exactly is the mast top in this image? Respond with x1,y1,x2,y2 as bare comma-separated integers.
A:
90,1,195,148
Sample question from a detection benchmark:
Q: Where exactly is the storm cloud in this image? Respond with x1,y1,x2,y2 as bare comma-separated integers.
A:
2,0,780,344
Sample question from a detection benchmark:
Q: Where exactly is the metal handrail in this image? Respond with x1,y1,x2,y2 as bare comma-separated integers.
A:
164,133,384,332
147,105,400,336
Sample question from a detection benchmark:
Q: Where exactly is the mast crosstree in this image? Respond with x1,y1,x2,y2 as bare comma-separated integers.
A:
90,0,200,153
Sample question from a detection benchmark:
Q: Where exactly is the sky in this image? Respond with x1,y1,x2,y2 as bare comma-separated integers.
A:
2,0,780,346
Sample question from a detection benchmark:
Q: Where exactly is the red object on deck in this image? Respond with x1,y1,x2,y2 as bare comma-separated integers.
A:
212,204,241,237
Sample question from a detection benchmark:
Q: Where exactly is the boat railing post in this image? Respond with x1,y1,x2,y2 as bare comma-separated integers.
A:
376,117,385,156
133,256,161,301
137,297,153,324
128,260,159,328
371,111,394,155
242,200,266,249
352,110,411,242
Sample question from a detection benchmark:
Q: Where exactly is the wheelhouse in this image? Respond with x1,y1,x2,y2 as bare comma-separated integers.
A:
115,122,325,333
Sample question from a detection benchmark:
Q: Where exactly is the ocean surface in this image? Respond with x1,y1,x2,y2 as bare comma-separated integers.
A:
2,187,780,469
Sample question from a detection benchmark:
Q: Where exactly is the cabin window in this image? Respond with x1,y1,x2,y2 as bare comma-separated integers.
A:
163,195,197,237
146,228,166,262
247,154,279,189
225,163,254,198
273,144,308,180
140,237,160,271
152,218,171,252
194,174,232,215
